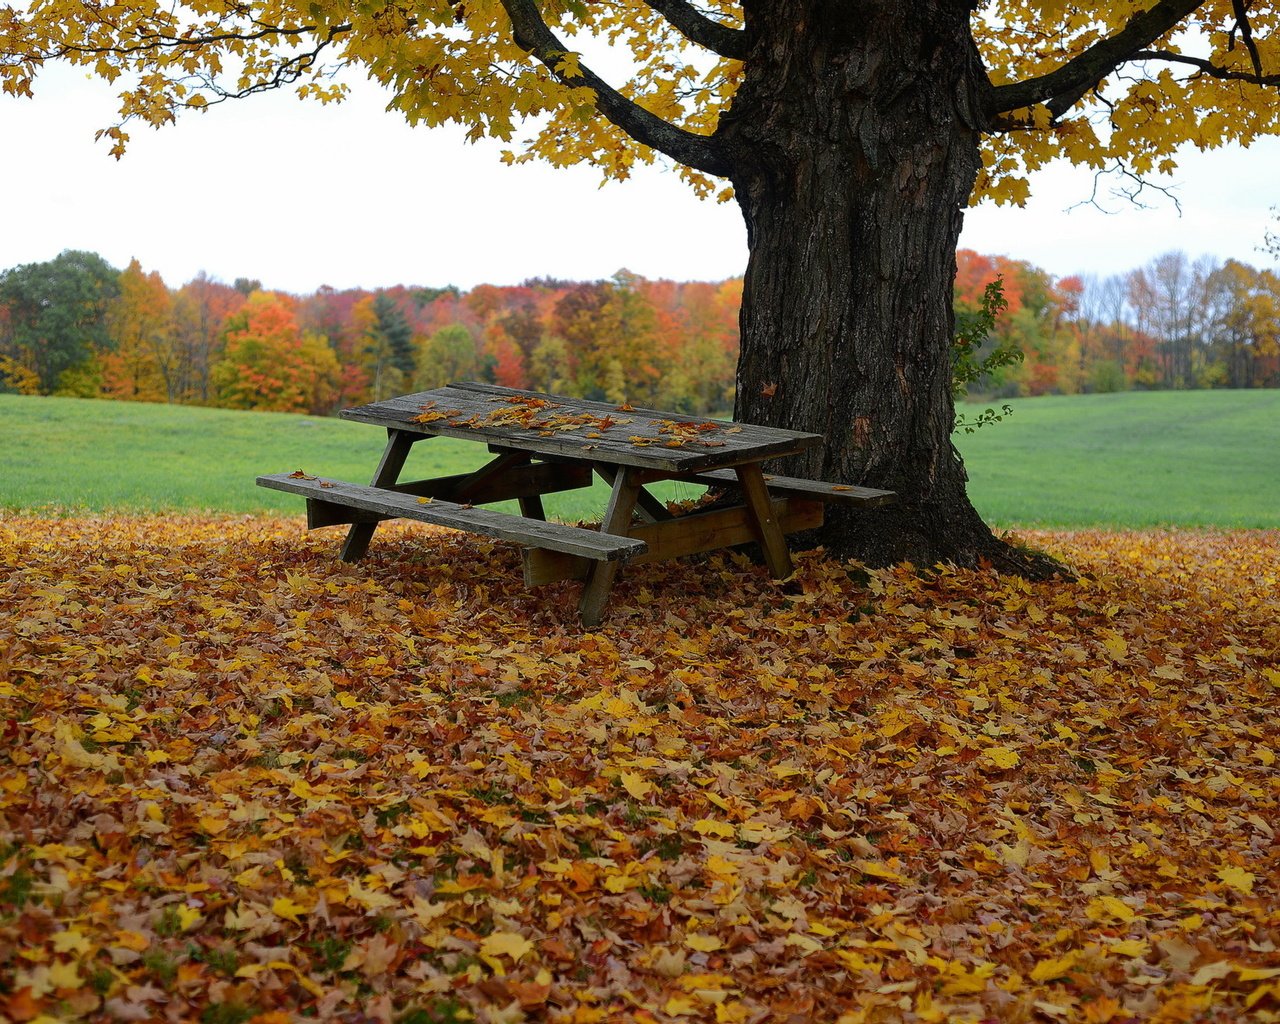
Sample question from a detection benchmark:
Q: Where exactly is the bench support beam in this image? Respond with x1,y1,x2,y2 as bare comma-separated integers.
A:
524,497,823,586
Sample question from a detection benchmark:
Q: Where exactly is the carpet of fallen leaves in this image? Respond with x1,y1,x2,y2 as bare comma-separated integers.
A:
2,516,1278,1024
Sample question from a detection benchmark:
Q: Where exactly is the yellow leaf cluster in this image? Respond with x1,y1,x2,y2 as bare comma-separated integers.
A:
6,0,1275,211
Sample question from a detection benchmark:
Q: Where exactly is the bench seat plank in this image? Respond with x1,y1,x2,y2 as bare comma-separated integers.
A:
257,473,645,562
686,468,897,508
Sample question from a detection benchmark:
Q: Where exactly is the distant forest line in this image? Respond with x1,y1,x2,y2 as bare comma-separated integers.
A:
1,248,1276,417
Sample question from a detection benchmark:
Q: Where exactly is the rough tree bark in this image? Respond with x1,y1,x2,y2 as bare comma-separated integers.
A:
721,0,1048,573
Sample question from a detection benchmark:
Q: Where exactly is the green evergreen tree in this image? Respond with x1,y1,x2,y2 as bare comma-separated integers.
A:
372,293,415,376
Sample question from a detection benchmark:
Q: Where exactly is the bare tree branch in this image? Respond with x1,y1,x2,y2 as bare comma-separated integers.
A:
643,0,747,60
1132,47,1280,85
985,0,1207,126
1066,159,1184,216
498,0,732,177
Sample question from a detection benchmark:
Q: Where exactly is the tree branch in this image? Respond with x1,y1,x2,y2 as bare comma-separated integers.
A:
197,30,346,105
1229,0,1264,77
31,20,346,61
985,0,1208,125
1133,47,1280,85
643,0,747,60
498,0,732,178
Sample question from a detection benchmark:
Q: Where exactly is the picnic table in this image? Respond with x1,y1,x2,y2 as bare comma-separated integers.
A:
258,382,896,625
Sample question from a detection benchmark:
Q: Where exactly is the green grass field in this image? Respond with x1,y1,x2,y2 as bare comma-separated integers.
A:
958,389,1280,528
2,390,1278,527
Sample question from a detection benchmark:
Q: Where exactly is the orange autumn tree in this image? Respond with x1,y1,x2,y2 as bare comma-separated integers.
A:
6,2,1280,569
101,259,173,402
211,291,341,414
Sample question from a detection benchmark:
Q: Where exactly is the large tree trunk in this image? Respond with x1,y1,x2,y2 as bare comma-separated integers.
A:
721,1,1047,574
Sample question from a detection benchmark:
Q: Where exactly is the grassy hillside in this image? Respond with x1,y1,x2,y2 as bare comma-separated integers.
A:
957,389,1280,527
2,390,1278,527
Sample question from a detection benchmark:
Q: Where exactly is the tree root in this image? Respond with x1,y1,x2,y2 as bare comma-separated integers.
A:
801,501,1076,583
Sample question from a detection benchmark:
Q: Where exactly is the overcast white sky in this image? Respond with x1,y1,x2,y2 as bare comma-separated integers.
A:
3,62,1278,294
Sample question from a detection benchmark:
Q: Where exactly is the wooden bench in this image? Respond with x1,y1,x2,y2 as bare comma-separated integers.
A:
684,468,898,508
257,473,647,564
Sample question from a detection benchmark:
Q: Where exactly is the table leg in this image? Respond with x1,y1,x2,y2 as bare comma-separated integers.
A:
595,465,671,523
340,429,417,562
579,467,641,627
517,494,547,521
735,462,794,578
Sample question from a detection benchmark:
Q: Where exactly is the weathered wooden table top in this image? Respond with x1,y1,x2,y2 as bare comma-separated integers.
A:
340,381,822,474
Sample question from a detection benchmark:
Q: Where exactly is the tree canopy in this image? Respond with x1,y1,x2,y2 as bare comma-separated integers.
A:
3,2,1277,194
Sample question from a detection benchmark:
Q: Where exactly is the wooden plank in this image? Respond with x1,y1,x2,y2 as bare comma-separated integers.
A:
339,384,822,474
736,463,793,578
579,468,642,627
524,497,823,586
685,468,898,508
258,474,646,561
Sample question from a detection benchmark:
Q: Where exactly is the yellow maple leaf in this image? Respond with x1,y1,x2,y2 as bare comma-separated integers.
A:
176,905,204,931
1101,631,1128,660
272,895,308,925
1217,865,1256,895
618,770,653,800
113,929,150,952
785,932,824,954
480,930,534,962
47,959,83,990
877,707,915,738
1030,951,1079,982
982,746,1021,770
346,879,397,913
836,950,879,972
684,933,723,952
1086,896,1138,922
855,859,908,883
664,995,699,1016
51,929,92,955
198,814,230,835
